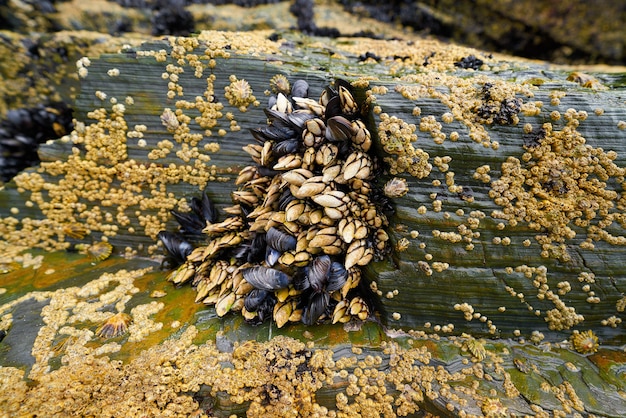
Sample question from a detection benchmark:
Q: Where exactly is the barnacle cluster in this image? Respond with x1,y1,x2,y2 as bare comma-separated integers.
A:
475,82,522,125
1,317,614,417
377,112,432,178
1,250,622,417
488,116,626,259
159,78,394,327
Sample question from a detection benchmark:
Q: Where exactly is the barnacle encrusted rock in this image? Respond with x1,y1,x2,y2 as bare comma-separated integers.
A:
487,116,626,260
0,249,624,417
0,24,625,416
1,27,625,343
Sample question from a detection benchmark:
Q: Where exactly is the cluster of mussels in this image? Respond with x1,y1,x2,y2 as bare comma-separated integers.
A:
158,78,395,327
0,102,73,183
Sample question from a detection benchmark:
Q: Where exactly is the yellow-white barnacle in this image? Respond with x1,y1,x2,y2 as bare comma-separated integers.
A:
481,398,508,418
270,74,290,94
63,224,88,239
570,330,599,354
463,337,487,361
160,108,179,131
76,241,113,261
395,237,410,252
96,312,132,338
384,177,409,198
224,76,257,111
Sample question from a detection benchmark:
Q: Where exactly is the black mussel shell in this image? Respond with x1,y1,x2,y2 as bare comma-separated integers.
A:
231,233,266,264
203,193,219,224
277,188,295,212
245,289,276,325
272,138,299,157
285,111,315,129
326,261,348,292
243,233,267,263
265,246,281,267
193,192,218,224
157,231,193,266
264,108,313,131
244,288,271,312
291,79,309,98
231,243,250,262
251,125,296,143
293,268,310,291
0,102,73,182
249,233,267,262
264,108,294,130
267,94,277,109
324,95,342,120
266,227,297,252
171,209,204,235
325,115,354,142
306,255,331,293
243,266,291,291
256,166,281,177
302,291,330,325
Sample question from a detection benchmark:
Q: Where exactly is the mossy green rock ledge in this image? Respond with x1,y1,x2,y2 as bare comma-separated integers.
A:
1,30,625,416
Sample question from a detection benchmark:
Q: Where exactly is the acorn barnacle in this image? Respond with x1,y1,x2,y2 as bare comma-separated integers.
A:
96,312,132,338
269,74,291,95
224,75,257,111
481,398,508,418
160,108,179,131
62,224,88,240
395,237,410,252
570,330,599,354
158,78,400,328
463,336,487,361
383,177,408,198
76,241,113,261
